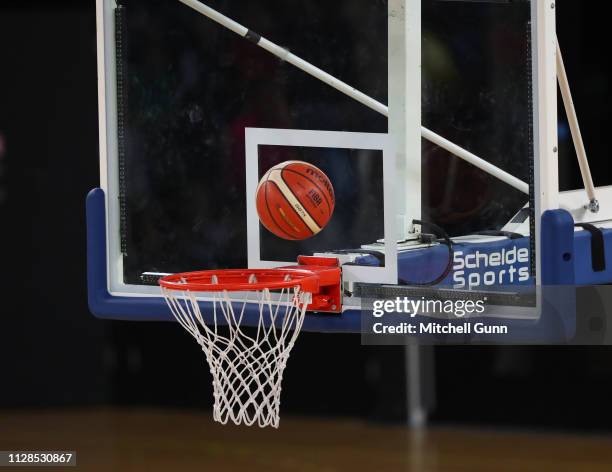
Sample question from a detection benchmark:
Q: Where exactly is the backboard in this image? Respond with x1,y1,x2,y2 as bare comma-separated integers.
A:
90,0,557,330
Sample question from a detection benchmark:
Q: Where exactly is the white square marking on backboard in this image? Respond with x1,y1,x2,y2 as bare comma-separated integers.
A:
245,127,397,285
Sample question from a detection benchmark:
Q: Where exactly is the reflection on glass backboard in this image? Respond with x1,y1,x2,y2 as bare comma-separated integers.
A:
91,0,546,325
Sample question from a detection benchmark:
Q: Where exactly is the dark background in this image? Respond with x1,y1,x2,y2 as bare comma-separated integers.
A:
120,0,535,281
118,0,389,281
1,0,612,431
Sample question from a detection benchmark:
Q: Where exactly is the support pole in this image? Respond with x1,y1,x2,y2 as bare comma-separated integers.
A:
177,0,529,195
556,37,599,213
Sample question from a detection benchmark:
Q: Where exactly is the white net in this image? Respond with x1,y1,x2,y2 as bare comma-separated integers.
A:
161,281,310,428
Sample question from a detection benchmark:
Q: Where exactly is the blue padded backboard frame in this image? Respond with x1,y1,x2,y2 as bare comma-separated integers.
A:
87,188,362,332
540,208,612,286
88,188,611,340
573,224,612,285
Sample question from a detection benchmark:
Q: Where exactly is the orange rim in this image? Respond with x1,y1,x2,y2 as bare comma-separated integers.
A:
159,268,320,293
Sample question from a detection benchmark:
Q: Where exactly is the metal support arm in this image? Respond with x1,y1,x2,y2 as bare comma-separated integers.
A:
177,0,530,195
556,37,599,213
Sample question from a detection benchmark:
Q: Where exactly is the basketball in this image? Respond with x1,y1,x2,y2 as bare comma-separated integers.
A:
256,161,335,240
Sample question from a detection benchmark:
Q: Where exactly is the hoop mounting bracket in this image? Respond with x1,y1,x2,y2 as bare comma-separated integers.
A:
295,256,342,313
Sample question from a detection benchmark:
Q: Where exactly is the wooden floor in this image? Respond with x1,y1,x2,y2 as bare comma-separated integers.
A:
1,409,612,471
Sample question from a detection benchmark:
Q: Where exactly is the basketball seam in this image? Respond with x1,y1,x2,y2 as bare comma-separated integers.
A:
279,170,328,228
281,167,334,215
273,181,315,237
263,179,299,240
267,169,322,234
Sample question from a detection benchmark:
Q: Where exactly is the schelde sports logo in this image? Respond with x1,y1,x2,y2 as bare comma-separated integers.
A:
453,246,530,289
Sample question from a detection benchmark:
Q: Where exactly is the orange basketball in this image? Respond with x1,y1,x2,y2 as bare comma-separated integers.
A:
256,161,335,240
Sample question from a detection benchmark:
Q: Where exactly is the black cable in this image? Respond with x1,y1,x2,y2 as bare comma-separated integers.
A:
474,230,524,240
331,220,454,287
398,219,454,287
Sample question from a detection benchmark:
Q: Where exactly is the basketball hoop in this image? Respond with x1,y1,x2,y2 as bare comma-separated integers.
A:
159,257,341,428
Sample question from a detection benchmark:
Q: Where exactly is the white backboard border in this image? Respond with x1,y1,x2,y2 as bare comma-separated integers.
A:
245,127,398,285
